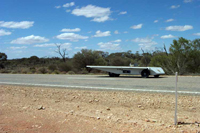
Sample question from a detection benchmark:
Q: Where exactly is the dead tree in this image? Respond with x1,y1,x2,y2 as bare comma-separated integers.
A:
163,43,168,56
55,44,67,62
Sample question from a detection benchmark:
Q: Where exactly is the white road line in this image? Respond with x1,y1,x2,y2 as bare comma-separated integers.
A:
0,81,200,95
67,77,115,80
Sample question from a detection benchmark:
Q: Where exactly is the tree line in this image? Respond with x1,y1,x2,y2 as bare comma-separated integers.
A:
0,37,200,75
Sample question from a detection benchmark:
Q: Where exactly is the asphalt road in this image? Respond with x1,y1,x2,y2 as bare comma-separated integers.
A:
0,74,200,94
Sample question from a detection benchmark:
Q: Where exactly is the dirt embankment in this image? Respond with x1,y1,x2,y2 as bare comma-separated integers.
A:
0,85,200,133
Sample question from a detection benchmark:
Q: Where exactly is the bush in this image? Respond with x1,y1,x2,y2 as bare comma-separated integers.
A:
68,71,75,74
81,68,88,74
30,67,36,73
0,69,10,73
52,70,60,74
48,64,57,71
38,67,47,74
58,63,72,72
21,69,28,74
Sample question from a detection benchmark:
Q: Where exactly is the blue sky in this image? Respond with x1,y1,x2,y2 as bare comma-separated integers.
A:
0,0,200,59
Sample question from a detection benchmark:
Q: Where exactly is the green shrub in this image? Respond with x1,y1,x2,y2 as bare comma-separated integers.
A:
52,70,60,74
68,71,75,74
38,67,47,74
21,69,28,74
11,70,18,74
30,67,36,73
81,68,88,74
58,63,72,72
48,64,57,71
0,69,10,73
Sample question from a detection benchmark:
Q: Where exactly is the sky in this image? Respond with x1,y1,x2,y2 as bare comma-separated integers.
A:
0,0,200,59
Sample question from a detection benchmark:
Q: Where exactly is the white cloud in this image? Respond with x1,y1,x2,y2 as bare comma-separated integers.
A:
75,46,87,49
132,37,157,50
165,18,174,22
93,30,111,37
112,39,122,43
132,37,153,43
193,33,200,36
55,6,61,9
160,34,177,39
66,9,71,13
114,30,119,34
184,0,192,3
63,2,75,7
170,5,180,9
130,24,143,29
10,46,27,50
11,35,49,44
0,29,11,36
71,5,111,22
56,33,88,41
118,11,127,15
60,28,81,32
154,20,158,23
34,43,72,48
165,25,193,31
34,43,55,47
0,21,34,29
98,42,121,50
124,31,128,33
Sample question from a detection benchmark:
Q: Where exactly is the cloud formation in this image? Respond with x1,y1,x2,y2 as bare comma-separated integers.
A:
11,35,49,44
112,39,121,43
165,19,174,22
154,20,158,23
170,5,180,9
193,33,200,36
98,42,120,50
0,29,11,36
56,33,88,41
114,30,119,34
160,34,177,39
75,46,87,49
71,5,111,22
60,28,81,32
130,24,143,29
10,46,27,50
93,30,111,37
63,2,75,7
0,21,34,29
132,37,157,50
118,11,127,15
165,25,193,31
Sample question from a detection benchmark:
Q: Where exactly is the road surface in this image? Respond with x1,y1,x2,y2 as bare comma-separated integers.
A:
0,74,199,94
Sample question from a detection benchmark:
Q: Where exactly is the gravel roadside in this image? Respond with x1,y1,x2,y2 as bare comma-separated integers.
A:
0,85,200,133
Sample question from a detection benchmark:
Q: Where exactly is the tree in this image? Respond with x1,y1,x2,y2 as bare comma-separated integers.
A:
169,37,192,74
0,53,7,69
0,52,7,61
55,44,68,62
73,49,107,72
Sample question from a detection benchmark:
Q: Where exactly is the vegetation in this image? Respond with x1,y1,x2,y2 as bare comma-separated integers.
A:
0,38,199,75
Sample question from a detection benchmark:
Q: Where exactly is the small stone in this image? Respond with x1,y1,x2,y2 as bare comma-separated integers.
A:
70,110,74,115
145,119,150,122
37,105,45,110
151,119,157,123
107,116,111,119
97,117,100,120
94,99,99,102
107,107,110,111
55,100,60,103
138,105,142,108
89,100,92,103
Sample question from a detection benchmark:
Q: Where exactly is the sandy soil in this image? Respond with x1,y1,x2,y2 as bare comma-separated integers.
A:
0,85,200,133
